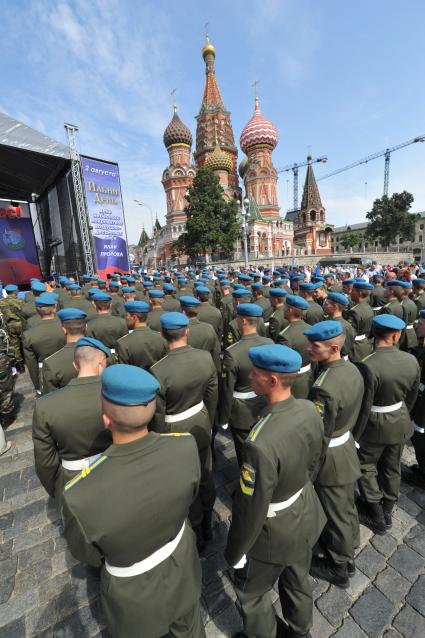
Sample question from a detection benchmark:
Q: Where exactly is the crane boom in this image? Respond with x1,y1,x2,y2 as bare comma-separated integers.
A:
276,155,327,210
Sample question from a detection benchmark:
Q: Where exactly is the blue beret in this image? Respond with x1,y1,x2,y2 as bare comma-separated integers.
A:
68,283,81,291
291,275,305,282
420,310,425,319
413,278,425,285
285,295,309,310
178,278,188,284
35,292,57,307
196,286,210,295
75,336,110,357
269,288,288,298
124,300,150,314
251,282,264,290
97,279,106,285
92,291,112,302
220,279,231,286
236,303,263,317
314,276,326,282
87,288,99,298
385,280,405,288
248,344,301,373
327,292,349,306
238,274,252,282
373,315,406,331
262,276,271,283
5,284,18,292
160,312,189,329
304,320,344,341
263,268,270,274
274,279,288,286
163,283,174,292
353,281,373,290
148,289,164,298
127,277,136,284
232,288,251,298
143,281,153,287
153,276,161,282
31,281,47,292
81,275,91,282
108,281,119,288
58,276,69,284
299,283,315,292
121,286,135,294
233,283,246,290
342,279,354,285
179,296,201,308
101,364,159,405
325,273,335,279
57,308,87,321
30,278,40,282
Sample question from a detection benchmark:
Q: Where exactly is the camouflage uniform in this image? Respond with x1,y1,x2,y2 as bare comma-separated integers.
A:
0,296,24,368
0,309,15,426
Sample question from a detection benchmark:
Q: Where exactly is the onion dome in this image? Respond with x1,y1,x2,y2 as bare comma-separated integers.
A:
163,106,192,149
202,34,216,59
205,145,233,172
239,156,248,178
240,96,278,154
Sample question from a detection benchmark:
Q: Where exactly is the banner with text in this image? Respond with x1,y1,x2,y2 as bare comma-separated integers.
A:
0,200,42,285
81,156,129,278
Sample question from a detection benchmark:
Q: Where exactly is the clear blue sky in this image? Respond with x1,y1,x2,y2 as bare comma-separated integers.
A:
2,0,425,242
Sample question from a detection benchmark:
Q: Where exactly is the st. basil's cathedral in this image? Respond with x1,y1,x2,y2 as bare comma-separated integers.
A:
149,35,333,265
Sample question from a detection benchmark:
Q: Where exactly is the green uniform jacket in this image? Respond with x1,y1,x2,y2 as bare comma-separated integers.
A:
379,298,404,319
228,317,267,346
308,359,364,486
345,301,374,363
42,343,77,394
59,295,96,319
198,302,223,343
32,376,110,504
116,326,166,369
414,291,425,311
219,334,273,430
163,296,181,311
147,307,166,332
221,296,234,347
401,297,418,351
369,285,386,312
353,346,420,445
187,318,221,370
333,315,356,359
86,314,128,349
225,397,326,566
305,300,324,325
21,299,37,323
253,296,273,322
111,295,125,318
268,306,288,343
23,319,66,389
277,320,314,399
412,344,425,428
62,433,202,638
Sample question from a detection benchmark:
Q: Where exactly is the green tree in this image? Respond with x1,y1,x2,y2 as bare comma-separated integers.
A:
340,233,364,251
366,191,416,247
174,167,239,261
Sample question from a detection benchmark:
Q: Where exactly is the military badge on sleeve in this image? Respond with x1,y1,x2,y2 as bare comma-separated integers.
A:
240,463,256,496
315,401,325,417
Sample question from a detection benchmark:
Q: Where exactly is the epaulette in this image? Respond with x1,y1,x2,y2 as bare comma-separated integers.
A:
43,345,66,362
361,352,376,363
64,454,108,492
150,354,168,369
279,325,290,337
313,368,330,388
160,432,191,437
350,304,359,311
247,413,272,443
225,341,238,351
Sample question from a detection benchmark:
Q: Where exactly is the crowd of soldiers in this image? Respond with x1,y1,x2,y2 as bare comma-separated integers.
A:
1,259,425,638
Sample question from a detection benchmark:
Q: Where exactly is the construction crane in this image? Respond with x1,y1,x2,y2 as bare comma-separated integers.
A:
317,135,425,196
276,156,328,210
64,123,96,275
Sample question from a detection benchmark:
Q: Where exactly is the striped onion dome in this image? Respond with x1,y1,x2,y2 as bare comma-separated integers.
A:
240,96,278,153
205,145,233,172
163,107,192,148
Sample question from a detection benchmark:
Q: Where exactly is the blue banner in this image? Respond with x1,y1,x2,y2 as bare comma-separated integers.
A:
81,157,129,277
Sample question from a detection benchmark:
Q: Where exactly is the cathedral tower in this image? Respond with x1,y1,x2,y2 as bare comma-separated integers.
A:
294,156,332,254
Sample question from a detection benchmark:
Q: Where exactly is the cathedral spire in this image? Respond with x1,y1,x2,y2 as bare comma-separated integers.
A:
301,155,323,211
199,33,225,113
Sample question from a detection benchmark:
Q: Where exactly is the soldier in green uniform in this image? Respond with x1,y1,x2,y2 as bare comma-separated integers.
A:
196,286,223,343
179,296,220,370
326,273,342,293
379,280,404,318
322,292,355,360
228,289,268,346
86,291,128,352
412,277,425,311
225,344,326,638
33,337,111,511
312,281,328,308
251,283,272,323
116,300,166,369
400,280,418,352
150,312,217,550
305,321,364,588
146,289,167,331
163,283,181,311
42,308,87,394
289,274,303,295
22,293,66,392
0,284,25,371
0,306,15,442
277,296,313,399
59,283,96,318
21,281,46,325
299,283,324,325
62,364,205,638
219,304,273,466
369,274,386,313
112,286,137,318
353,315,420,533
345,280,374,363
267,288,288,342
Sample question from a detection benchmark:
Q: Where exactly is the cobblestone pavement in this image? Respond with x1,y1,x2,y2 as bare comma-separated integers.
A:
1,374,425,637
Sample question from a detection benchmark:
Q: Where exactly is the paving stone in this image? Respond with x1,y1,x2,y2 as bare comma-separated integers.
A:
0,556,17,579
204,581,235,617
51,550,80,576
397,493,423,517
390,514,415,541
310,605,333,638
38,572,71,604
405,525,425,558
393,603,425,637
205,602,242,636
13,558,53,597
406,574,425,616
346,567,369,600
382,630,403,638
0,618,25,638
355,544,387,579
357,524,374,549
0,512,13,529
0,589,36,628
315,586,352,627
51,601,102,637
407,487,425,509
0,539,12,560
25,600,58,636
388,544,425,583
371,533,398,558
12,499,46,531
350,586,395,637
332,616,368,637
0,577,15,604
13,527,42,552
393,506,416,528
375,566,411,604
17,538,54,570
311,575,329,599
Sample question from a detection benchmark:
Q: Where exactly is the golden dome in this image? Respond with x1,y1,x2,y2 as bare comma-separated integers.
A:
202,35,216,59
205,145,232,172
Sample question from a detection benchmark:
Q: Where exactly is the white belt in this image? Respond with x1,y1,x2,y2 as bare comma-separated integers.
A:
267,488,303,517
328,430,350,447
105,522,185,577
233,390,257,400
110,348,116,354
343,355,349,361
412,421,425,434
371,402,403,413
406,325,414,330
355,334,366,341
419,383,425,392
298,363,311,374
62,455,99,471
165,401,204,423
264,322,270,327
38,362,43,368
373,306,382,311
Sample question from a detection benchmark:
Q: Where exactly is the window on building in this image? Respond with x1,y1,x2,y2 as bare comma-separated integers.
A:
420,235,423,243
420,224,424,230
